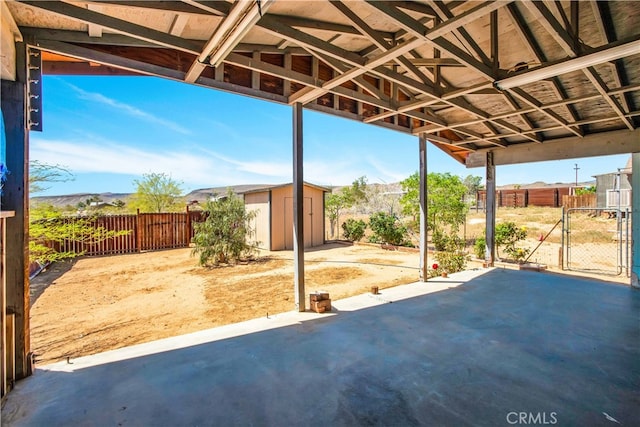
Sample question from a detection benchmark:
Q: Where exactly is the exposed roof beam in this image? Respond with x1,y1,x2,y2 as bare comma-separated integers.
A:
516,1,637,129
416,83,640,134
18,0,203,54
495,37,640,90
258,14,366,68
505,2,582,135
508,88,582,137
330,0,434,86
87,4,103,38
223,52,391,110
185,0,274,83
91,0,224,16
364,0,502,81
298,49,387,100
19,27,159,47
290,1,502,106
427,0,492,66
522,0,576,54
169,14,190,36
290,37,424,104
591,1,635,127
394,1,437,18
583,66,634,130
33,38,288,105
382,58,462,67
31,39,186,80
465,128,640,167
273,14,395,40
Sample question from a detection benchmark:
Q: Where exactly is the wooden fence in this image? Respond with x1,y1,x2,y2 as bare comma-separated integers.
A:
561,193,597,209
49,210,204,257
477,187,573,208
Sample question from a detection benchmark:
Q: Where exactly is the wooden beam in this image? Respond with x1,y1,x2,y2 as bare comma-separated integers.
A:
18,0,203,54
223,52,392,109
32,39,186,80
505,2,582,133
258,15,365,68
465,128,640,167
92,0,224,15
365,0,502,81
330,0,433,86
19,27,160,47
1,42,32,380
292,103,305,312
428,0,492,66
584,66,634,130
185,0,274,82
169,14,189,37
523,0,576,54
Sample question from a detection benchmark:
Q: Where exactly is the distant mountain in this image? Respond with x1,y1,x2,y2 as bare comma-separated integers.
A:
31,180,594,209
30,192,132,208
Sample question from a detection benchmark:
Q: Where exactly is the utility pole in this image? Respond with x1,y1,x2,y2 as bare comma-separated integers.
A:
574,163,580,186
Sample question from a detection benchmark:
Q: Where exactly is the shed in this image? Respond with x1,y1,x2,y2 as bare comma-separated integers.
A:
593,157,632,209
240,183,328,251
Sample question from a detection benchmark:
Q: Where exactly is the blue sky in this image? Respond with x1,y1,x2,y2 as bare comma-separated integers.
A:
29,75,627,196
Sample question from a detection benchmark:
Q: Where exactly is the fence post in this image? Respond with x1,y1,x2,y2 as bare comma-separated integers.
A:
136,209,141,253
185,205,191,246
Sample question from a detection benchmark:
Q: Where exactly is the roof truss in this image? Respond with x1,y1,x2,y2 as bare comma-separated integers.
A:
6,0,639,164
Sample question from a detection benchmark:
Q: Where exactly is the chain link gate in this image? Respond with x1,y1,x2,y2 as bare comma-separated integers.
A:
563,208,631,276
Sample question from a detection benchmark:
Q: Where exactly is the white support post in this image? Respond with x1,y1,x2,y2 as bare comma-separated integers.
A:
292,103,305,310
632,152,639,289
485,151,496,266
419,134,428,281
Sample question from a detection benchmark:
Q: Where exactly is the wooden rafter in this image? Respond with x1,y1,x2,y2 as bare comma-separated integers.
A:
522,0,634,130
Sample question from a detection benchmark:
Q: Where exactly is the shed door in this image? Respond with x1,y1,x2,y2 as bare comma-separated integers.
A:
284,197,312,249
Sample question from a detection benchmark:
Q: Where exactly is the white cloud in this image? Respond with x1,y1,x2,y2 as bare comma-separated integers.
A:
30,137,409,192
65,83,192,135
366,156,411,183
30,138,297,189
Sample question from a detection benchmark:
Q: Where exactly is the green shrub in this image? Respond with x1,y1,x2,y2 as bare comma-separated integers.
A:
474,236,486,259
192,190,258,266
368,212,408,246
495,221,529,262
434,250,468,274
433,230,464,252
341,218,366,242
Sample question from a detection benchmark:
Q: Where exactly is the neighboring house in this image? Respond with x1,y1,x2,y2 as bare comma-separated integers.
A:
593,156,632,209
189,183,328,250
241,183,328,251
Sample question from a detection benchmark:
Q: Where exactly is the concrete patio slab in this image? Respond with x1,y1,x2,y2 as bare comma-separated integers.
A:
2,268,638,426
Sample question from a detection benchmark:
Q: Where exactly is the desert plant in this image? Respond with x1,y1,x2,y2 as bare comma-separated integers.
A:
192,190,258,267
474,236,486,259
341,218,366,242
400,172,468,240
29,204,129,264
495,221,529,262
368,211,408,246
326,176,368,238
434,250,468,275
130,172,184,213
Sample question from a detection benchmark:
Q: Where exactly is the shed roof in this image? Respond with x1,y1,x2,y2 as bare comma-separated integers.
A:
189,182,330,201
3,1,639,166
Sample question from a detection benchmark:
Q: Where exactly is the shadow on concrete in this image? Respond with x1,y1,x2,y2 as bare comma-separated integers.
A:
5,269,640,426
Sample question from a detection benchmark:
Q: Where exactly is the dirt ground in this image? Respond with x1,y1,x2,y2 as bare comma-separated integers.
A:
30,243,421,364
